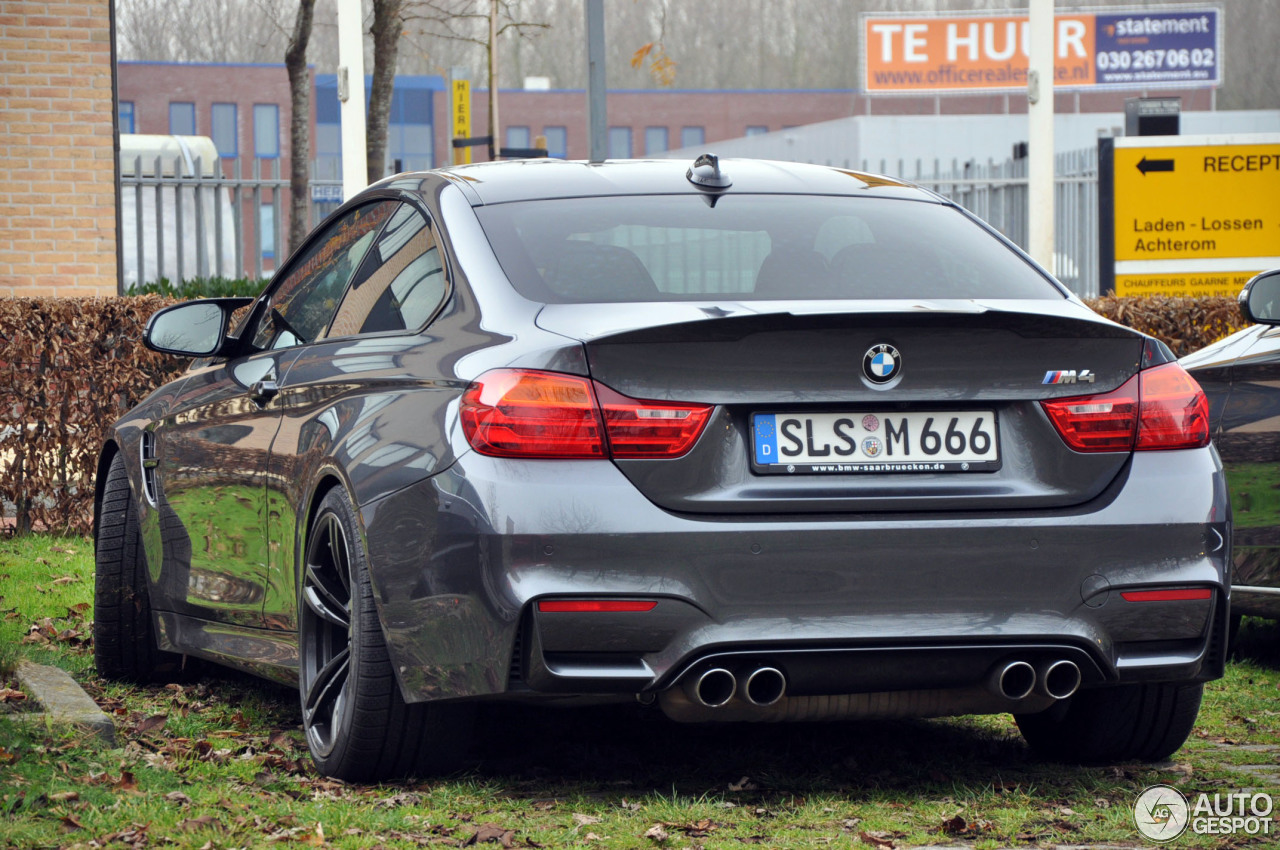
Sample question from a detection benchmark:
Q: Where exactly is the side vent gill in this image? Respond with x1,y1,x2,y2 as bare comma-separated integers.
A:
140,431,159,506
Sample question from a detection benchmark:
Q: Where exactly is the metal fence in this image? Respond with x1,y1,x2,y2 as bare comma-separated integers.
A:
865,148,1100,298
121,150,1102,298
119,155,341,289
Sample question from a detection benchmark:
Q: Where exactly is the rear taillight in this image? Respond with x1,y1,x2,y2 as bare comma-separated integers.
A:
1135,362,1211,450
593,382,713,458
1041,362,1209,453
461,369,713,460
460,370,605,458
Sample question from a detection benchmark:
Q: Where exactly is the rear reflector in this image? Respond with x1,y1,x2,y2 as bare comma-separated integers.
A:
1120,588,1213,602
537,599,659,613
1040,362,1209,453
461,369,713,460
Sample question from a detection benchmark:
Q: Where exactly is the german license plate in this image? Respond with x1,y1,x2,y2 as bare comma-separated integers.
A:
752,411,999,473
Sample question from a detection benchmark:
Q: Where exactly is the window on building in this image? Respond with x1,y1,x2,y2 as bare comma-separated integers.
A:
505,125,530,150
169,102,195,136
259,202,275,261
644,126,668,155
119,101,135,134
387,87,433,174
254,104,280,158
543,126,567,158
745,125,768,136
608,126,632,159
211,103,237,157
680,126,705,149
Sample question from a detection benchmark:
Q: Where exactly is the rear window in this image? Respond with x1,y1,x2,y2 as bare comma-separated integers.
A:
473,194,1061,303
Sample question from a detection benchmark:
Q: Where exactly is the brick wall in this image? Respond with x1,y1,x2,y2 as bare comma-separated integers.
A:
0,0,117,296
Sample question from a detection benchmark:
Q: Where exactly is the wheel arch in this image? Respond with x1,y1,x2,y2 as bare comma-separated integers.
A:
94,440,122,537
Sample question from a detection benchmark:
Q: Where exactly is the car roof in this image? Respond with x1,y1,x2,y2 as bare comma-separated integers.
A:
405,157,940,206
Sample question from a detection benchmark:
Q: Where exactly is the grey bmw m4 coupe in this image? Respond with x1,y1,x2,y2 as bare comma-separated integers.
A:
95,156,1229,781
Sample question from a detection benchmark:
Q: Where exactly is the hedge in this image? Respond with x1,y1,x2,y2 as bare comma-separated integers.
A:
1,296,183,534
0,294,1251,534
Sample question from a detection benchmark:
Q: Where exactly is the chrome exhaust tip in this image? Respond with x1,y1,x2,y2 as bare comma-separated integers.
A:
991,660,1036,700
687,668,736,708
744,667,787,706
1038,659,1082,700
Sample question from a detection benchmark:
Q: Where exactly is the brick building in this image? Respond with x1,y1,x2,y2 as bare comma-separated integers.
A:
0,0,117,296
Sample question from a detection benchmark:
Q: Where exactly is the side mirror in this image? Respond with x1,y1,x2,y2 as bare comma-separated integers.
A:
1240,269,1280,326
144,297,254,357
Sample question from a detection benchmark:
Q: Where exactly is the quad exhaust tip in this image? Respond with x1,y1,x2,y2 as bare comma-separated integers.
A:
744,667,787,706
1038,659,1082,700
993,660,1037,701
689,668,737,707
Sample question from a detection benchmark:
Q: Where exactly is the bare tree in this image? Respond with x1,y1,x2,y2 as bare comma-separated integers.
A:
286,0,318,253
401,0,548,157
368,0,407,182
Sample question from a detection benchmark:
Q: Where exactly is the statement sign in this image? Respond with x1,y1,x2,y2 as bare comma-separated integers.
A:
862,6,1220,94
1105,134,1280,297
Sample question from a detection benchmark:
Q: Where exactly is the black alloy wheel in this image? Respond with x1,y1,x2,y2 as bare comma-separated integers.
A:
297,488,472,781
299,508,354,760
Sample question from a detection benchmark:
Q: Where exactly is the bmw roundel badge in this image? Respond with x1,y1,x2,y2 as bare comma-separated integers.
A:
862,343,901,384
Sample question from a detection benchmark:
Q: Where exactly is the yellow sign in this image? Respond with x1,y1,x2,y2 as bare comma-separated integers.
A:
452,79,471,165
1113,134,1280,296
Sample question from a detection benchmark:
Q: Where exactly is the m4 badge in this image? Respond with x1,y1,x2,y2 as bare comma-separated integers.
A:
1043,369,1096,385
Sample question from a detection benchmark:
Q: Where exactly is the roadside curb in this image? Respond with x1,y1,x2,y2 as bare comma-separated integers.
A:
14,660,116,746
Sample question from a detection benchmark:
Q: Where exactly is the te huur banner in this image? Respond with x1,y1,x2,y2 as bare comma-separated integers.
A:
1099,134,1280,297
862,6,1221,94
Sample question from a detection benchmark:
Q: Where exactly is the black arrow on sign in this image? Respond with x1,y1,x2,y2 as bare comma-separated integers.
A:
1137,156,1175,175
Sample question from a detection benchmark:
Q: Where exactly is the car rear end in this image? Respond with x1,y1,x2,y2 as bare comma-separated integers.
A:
405,160,1229,760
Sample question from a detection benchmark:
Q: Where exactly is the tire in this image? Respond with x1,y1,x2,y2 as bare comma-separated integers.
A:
299,488,472,782
94,452,188,682
1016,682,1204,763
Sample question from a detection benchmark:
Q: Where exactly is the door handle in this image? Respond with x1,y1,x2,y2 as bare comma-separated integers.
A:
249,377,279,404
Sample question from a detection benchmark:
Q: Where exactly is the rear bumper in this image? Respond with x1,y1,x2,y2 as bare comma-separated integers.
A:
359,446,1230,705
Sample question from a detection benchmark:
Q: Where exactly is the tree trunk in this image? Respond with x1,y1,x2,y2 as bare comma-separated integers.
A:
367,0,404,184
285,0,316,255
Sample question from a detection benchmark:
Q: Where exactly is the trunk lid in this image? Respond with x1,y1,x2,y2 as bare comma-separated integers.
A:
538,299,1145,514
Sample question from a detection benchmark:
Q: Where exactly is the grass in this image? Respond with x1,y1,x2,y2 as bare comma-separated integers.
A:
1,534,1277,848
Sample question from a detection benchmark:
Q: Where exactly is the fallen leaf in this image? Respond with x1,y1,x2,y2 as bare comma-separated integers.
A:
728,776,757,792
466,823,515,847
136,714,167,734
300,822,326,846
572,813,602,827
60,814,84,831
179,815,219,831
859,831,895,849
940,815,967,835
583,833,604,842
112,771,139,792
0,748,17,764
643,824,669,842
52,575,80,585
165,791,193,806
0,688,26,703
48,790,79,803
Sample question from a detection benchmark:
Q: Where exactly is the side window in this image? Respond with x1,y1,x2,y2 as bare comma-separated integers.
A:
251,200,397,350
327,204,449,337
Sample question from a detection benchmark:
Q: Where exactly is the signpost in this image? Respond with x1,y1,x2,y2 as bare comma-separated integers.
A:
861,6,1221,94
452,79,472,165
1099,134,1280,296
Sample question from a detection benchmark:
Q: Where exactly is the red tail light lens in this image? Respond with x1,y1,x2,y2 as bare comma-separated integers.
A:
1041,376,1139,452
1041,362,1209,453
594,383,714,458
461,369,713,460
460,370,605,458
1136,362,1211,450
